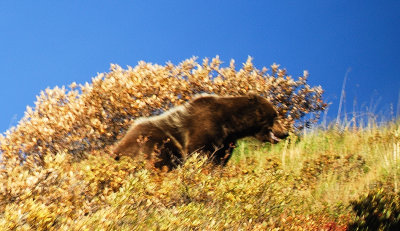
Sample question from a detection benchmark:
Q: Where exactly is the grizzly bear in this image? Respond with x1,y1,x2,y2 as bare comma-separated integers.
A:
113,93,288,169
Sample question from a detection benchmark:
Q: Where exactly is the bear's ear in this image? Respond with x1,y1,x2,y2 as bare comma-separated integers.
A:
247,92,260,103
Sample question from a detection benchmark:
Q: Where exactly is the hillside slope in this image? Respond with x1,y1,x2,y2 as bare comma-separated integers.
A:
1,122,400,230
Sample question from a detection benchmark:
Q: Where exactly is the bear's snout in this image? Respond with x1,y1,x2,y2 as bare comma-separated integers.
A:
271,119,288,139
255,119,289,144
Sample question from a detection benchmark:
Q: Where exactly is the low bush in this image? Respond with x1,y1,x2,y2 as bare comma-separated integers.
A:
0,56,327,170
349,188,400,230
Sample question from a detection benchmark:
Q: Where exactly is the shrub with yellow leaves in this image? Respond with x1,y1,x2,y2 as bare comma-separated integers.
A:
0,56,326,171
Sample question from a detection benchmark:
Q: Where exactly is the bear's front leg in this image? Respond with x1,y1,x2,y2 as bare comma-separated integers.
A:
211,142,236,166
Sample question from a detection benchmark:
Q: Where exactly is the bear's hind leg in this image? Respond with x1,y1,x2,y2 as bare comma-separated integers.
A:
153,141,183,170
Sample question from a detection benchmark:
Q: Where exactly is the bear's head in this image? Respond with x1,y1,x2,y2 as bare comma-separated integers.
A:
248,94,289,144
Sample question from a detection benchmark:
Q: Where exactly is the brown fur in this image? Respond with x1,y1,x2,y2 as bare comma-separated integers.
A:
113,94,288,169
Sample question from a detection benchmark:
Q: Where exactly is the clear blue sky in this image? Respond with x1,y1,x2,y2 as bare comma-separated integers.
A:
1,1,399,133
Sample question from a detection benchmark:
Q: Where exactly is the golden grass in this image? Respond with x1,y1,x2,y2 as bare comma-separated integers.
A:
1,121,399,230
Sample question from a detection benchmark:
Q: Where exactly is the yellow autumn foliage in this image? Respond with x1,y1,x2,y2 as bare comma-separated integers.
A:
0,56,326,170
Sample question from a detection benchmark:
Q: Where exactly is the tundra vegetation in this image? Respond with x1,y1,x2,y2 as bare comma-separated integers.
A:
0,57,398,230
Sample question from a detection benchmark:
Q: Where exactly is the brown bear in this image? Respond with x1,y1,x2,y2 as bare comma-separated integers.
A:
113,93,288,169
